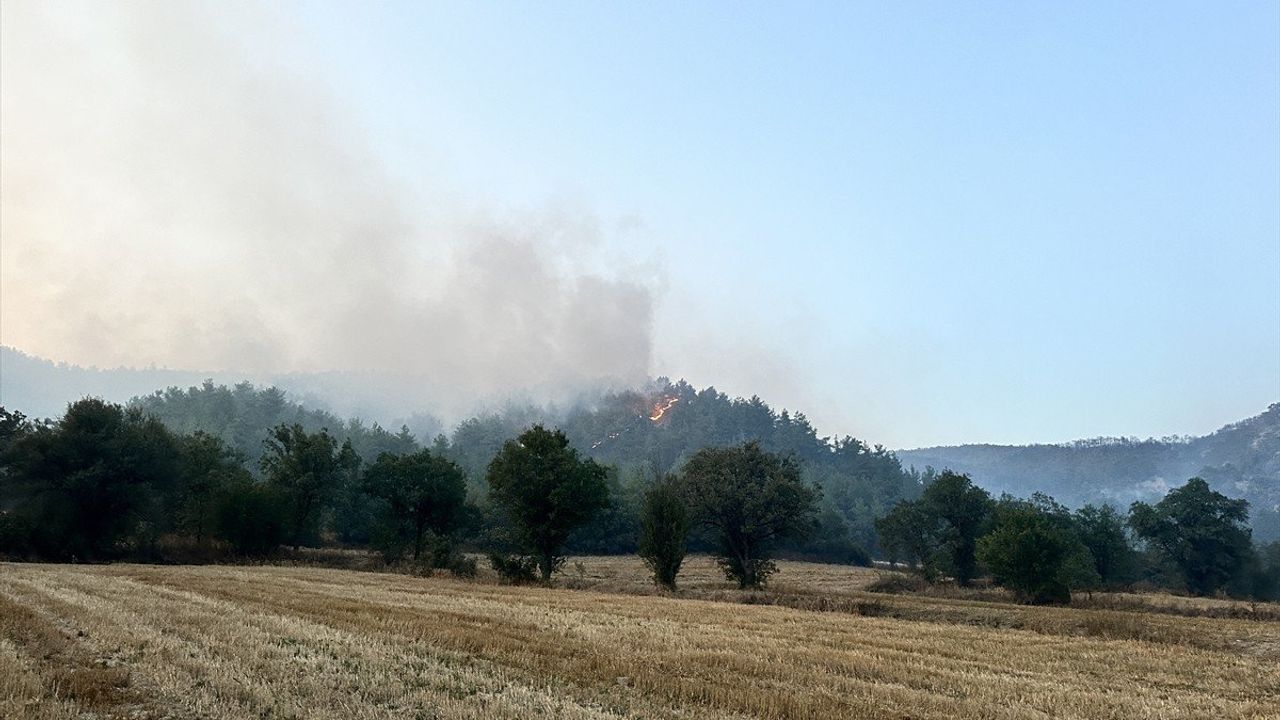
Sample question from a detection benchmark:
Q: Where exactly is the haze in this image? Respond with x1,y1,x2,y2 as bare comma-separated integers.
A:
2,1,1276,448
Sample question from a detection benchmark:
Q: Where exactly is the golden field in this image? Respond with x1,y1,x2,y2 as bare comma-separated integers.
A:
1,556,1277,719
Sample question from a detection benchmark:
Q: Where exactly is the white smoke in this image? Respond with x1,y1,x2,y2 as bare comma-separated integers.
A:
0,1,657,421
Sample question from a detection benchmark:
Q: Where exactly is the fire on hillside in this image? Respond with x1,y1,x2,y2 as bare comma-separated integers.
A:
649,395,680,423
588,393,681,450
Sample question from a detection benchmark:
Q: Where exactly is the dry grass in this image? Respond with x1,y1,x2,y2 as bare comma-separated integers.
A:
1,558,1277,719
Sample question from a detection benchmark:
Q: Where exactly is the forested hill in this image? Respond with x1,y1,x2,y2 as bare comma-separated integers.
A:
897,404,1280,541
122,378,920,555
7,344,1275,543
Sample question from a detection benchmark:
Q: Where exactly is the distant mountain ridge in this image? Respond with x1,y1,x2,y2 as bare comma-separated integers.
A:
898,404,1280,541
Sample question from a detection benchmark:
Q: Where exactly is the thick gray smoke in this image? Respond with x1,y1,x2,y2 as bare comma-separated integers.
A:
0,1,655,421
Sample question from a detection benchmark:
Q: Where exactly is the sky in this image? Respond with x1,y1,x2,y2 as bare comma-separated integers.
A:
2,1,1277,448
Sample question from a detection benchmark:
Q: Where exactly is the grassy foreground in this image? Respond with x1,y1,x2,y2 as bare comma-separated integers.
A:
2,558,1277,719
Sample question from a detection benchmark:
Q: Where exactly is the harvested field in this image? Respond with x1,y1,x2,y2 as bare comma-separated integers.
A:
1,559,1277,719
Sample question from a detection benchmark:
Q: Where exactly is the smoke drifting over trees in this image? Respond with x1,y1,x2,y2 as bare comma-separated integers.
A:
0,1,656,419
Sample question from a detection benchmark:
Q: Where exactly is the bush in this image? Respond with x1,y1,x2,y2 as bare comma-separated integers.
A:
637,477,690,590
487,553,539,584
408,533,474,578
445,553,478,578
865,573,930,595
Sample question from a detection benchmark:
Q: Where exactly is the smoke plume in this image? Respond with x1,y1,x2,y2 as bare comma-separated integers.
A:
0,1,656,420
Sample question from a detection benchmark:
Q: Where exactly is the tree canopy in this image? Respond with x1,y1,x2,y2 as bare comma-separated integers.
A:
485,425,610,581
877,471,993,585
681,442,820,588
1129,477,1253,596
260,424,360,549
362,448,468,565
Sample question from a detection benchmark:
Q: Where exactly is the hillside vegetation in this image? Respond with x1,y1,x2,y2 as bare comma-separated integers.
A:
7,344,1275,541
126,378,918,556
899,404,1280,541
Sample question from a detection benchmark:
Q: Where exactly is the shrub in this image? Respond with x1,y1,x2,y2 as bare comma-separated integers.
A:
637,477,690,590
865,573,930,595
488,553,539,584
445,553,478,578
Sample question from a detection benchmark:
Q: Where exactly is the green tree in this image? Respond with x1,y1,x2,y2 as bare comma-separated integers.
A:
3,399,180,560
0,406,34,460
485,425,610,582
637,475,690,590
1073,504,1137,588
681,442,820,589
921,472,993,586
362,449,467,566
875,500,938,576
173,431,252,545
978,498,1095,604
566,467,642,555
214,478,287,556
1253,541,1280,601
1129,477,1253,596
260,424,360,550
878,471,993,585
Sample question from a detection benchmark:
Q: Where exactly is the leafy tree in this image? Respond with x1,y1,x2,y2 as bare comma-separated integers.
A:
1073,504,1137,588
214,478,287,556
921,472,993,586
2,399,180,560
788,508,871,566
260,424,360,549
637,476,690,589
876,500,937,575
681,442,820,588
173,431,252,544
878,471,992,585
0,407,35,556
485,425,610,582
1129,477,1253,596
978,497,1096,604
567,467,642,555
362,449,467,566
1253,541,1280,601
0,406,34,460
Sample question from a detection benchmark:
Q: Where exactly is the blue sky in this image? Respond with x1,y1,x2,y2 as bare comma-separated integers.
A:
289,2,1280,445
3,1,1277,447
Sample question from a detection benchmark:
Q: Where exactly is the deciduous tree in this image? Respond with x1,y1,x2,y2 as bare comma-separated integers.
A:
637,475,690,590
485,425,610,582
1129,478,1252,596
260,424,360,550
362,449,467,566
681,442,819,589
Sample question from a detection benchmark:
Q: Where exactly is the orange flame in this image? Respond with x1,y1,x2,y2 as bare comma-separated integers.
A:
649,395,680,423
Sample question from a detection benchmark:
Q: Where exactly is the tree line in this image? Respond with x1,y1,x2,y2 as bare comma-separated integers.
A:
876,471,1279,602
0,400,820,590
130,380,919,562
2,396,1278,603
